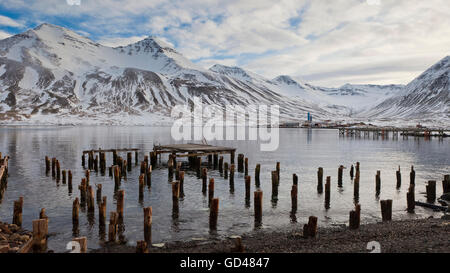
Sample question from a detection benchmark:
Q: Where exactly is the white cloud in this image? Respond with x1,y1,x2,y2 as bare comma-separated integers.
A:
0,30,12,39
0,15,23,28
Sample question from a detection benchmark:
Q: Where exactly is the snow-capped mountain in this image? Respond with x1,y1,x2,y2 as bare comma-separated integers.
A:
361,56,449,123
0,23,334,124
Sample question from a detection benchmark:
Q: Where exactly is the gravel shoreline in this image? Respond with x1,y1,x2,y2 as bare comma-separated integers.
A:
94,216,450,253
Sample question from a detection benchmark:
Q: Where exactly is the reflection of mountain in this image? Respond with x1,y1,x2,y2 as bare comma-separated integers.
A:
0,23,448,125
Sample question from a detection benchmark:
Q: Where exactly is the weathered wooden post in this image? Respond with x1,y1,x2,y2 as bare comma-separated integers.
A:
208,178,215,207
317,167,323,193
113,150,117,165
108,211,118,242
244,157,248,177
68,170,72,190
325,176,331,209
113,165,120,188
32,219,48,253
168,154,174,181
349,204,361,229
87,186,95,213
127,152,132,171
271,171,279,202
443,175,450,194
179,171,185,197
293,173,298,186
85,169,90,187
39,208,48,220
356,162,360,174
175,162,181,180
136,241,148,253
81,154,85,168
350,164,354,179
426,180,436,202
73,198,80,233
230,151,235,165
209,198,219,230
224,162,229,179
150,151,157,168
213,154,218,170
245,176,251,204
62,170,67,184
140,161,146,174
94,155,99,172
117,190,125,220
51,157,56,178
99,196,107,227
238,154,244,172
375,170,381,196
303,216,318,238
172,181,180,217
380,199,392,221
135,150,139,166
407,184,415,213
219,156,224,175
276,162,280,181
410,166,415,185
56,160,61,181
255,164,261,188
72,237,87,253
144,207,152,246
396,166,401,189
139,174,145,201
254,190,263,224
147,165,152,187
196,157,202,178
13,197,24,227
291,184,298,214
230,164,235,193
109,166,113,177
79,178,87,207
96,184,102,203
45,156,50,174
338,165,343,187
202,168,208,195
122,160,127,179
208,154,212,168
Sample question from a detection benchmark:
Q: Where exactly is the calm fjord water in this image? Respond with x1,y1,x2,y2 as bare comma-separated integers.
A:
0,126,449,252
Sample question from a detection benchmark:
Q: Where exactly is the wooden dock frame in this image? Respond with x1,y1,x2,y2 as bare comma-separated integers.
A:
81,148,139,168
338,127,448,139
152,144,236,168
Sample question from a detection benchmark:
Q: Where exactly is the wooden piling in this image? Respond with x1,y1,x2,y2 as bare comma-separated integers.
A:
87,185,95,213
168,154,174,181
303,216,318,238
230,164,235,193
12,197,23,227
317,167,323,193
208,178,215,207
396,166,401,189
293,173,298,186
139,174,145,200
202,168,208,195
245,176,251,203
407,184,415,213
209,198,219,230
271,171,279,202
99,196,106,227
276,162,280,181
45,156,50,174
96,184,102,203
32,219,48,253
108,211,118,242
56,160,61,181
375,170,381,195
338,165,343,187
196,157,202,178
349,204,361,230
94,155,99,172
325,176,331,209
135,151,139,166
208,154,212,168
350,164,354,179
85,169,90,187
179,171,185,197
354,171,360,201
426,180,436,202
244,157,248,177
291,184,298,214
73,198,79,231
73,237,87,253
51,157,56,178
136,241,148,253
39,208,48,220
255,164,261,187
127,152,132,171
144,206,152,246
117,190,125,220
238,154,244,172
410,166,415,185
81,154,85,168
443,175,450,194
146,165,152,187
224,162,229,179
213,154,218,170
79,178,87,206
172,181,180,217
61,170,66,184
254,191,263,224
219,156,223,175
380,199,392,221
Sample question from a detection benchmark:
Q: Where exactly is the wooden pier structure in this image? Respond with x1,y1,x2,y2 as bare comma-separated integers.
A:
338,127,448,138
153,143,236,165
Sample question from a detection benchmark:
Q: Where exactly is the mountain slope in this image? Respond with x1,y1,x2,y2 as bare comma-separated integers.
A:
361,56,449,123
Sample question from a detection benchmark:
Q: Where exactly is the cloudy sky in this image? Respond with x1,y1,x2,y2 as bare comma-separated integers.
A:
0,0,449,87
